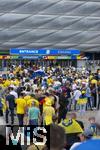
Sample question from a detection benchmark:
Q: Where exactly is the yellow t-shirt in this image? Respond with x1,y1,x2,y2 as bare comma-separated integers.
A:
77,98,87,105
43,97,54,108
27,99,39,108
0,84,4,88
27,99,33,108
89,75,93,80
16,98,26,114
4,80,11,87
24,95,31,102
14,79,20,86
47,78,53,85
43,106,55,125
91,79,97,84
1,98,7,112
15,67,20,73
48,96,54,105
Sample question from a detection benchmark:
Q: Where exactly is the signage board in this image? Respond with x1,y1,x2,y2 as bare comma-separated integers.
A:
19,56,43,59
46,56,57,59
3,56,10,59
11,56,19,59
44,56,74,60
57,56,72,59
0,56,10,59
10,49,80,55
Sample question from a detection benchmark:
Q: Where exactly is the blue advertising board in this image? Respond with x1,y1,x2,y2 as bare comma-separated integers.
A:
10,49,80,55
19,56,43,59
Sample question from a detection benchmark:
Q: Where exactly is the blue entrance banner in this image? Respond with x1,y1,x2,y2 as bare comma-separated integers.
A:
10,49,80,55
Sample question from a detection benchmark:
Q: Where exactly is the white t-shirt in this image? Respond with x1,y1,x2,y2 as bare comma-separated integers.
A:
32,84,38,92
24,82,31,87
54,95,60,110
24,69,28,74
10,91,18,99
74,90,81,101
54,81,61,87
72,83,77,90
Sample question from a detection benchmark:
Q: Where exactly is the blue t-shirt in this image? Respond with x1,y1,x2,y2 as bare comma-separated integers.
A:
28,107,40,120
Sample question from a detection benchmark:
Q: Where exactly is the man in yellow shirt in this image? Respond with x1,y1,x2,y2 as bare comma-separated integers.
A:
15,93,26,126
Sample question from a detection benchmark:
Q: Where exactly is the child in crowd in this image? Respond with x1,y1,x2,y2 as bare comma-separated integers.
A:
28,101,40,125
88,117,97,136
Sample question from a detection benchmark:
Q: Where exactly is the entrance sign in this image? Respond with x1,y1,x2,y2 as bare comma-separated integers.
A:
10,49,80,55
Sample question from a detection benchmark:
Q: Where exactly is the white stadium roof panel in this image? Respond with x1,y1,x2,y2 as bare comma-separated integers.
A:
0,0,100,52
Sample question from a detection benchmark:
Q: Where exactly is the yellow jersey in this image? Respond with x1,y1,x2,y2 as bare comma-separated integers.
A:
24,95,31,102
16,98,26,114
4,80,11,87
43,106,55,125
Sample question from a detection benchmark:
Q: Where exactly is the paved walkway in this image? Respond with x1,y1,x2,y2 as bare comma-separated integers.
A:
4,110,99,129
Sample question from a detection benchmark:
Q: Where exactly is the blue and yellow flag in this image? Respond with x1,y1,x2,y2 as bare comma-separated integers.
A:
59,119,83,134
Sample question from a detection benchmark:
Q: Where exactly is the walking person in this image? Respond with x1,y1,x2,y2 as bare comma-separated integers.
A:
58,92,68,123
15,92,26,126
5,92,15,124
73,88,81,111
97,86,100,110
43,98,55,125
91,84,97,109
28,101,40,125
66,85,72,111
77,91,87,116
86,84,93,111
9,87,18,99
88,117,97,136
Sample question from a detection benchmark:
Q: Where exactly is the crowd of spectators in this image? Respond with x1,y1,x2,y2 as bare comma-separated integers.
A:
0,62,99,149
